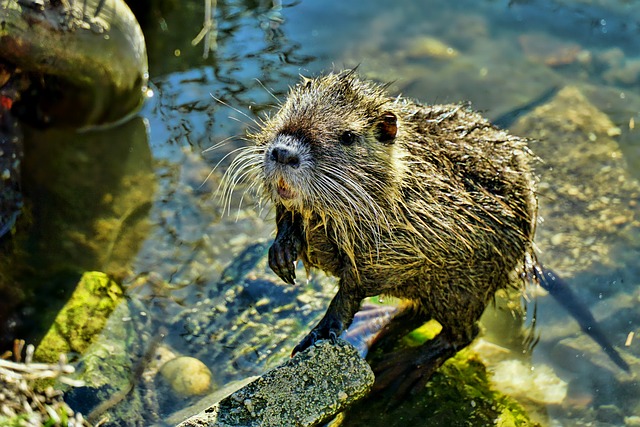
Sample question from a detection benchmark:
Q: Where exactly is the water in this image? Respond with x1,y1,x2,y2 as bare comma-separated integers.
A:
2,0,640,425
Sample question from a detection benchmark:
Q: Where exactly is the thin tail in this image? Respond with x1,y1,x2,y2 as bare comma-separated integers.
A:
533,265,630,372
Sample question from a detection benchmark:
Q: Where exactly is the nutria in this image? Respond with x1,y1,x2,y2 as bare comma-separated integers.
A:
225,69,627,396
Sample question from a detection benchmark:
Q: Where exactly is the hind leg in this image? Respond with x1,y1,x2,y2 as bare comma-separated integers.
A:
371,289,486,402
367,303,431,354
371,323,479,399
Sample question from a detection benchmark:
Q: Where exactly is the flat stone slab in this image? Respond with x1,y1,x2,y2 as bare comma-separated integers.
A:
176,339,374,427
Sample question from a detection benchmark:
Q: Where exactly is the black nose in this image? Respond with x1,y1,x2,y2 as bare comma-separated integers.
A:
270,146,300,168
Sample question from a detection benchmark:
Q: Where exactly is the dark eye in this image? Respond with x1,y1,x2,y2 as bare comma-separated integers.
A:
339,131,357,146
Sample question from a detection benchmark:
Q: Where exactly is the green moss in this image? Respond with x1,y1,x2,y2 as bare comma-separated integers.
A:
34,271,124,363
337,348,536,427
422,350,534,426
0,412,71,427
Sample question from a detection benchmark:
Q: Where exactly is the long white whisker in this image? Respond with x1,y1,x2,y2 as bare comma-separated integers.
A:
210,94,260,128
212,146,260,188
201,144,256,190
202,134,239,153
220,161,262,215
228,116,251,127
215,146,263,215
254,78,282,105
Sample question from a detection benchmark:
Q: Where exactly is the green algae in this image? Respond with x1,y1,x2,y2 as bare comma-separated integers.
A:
336,348,537,427
34,271,124,364
403,319,443,346
423,351,535,426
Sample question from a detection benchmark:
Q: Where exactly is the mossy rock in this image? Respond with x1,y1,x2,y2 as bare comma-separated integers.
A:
34,271,124,363
335,348,537,427
62,296,152,426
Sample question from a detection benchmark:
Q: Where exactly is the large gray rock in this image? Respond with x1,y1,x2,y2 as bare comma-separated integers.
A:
176,339,374,427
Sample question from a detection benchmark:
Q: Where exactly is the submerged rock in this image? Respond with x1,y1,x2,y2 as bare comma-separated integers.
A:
401,35,459,60
177,339,374,427
63,296,156,426
512,85,640,277
160,356,214,397
518,32,588,67
508,84,640,424
490,359,567,405
167,241,336,389
602,58,640,87
0,0,148,127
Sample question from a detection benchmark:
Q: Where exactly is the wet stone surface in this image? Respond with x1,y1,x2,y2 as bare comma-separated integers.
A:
177,339,374,427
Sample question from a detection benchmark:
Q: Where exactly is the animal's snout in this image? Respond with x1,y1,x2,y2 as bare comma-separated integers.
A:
270,146,301,169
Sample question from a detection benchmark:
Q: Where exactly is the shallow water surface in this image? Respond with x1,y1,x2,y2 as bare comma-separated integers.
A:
2,0,640,425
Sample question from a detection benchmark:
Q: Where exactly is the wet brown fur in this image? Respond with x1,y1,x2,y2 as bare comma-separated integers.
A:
227,70,538,392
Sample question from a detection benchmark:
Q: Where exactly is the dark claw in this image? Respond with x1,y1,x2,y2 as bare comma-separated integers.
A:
269,206,304,285
268,241,296,284
292,330,319,356
291,311,344,356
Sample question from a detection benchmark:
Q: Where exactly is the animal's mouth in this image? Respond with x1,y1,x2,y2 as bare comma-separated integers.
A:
277,178,296,200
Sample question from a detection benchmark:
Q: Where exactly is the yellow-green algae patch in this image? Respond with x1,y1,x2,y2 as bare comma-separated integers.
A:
34,271,124,363
403,319,443,346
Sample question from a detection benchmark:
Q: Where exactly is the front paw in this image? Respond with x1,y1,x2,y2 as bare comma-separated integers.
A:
292,316,342,356
268,237,298,285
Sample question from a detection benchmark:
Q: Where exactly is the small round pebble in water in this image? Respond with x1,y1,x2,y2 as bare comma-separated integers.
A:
160,356,213,397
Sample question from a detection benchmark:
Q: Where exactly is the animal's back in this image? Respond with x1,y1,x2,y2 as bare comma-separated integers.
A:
338,101,537,316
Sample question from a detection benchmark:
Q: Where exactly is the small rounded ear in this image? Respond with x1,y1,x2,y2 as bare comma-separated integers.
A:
377,111,397,143
300,76,313,89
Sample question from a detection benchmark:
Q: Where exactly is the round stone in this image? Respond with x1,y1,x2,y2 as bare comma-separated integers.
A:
160,356,213,397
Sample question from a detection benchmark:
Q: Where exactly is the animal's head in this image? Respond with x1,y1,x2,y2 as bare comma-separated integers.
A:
252,70,404,218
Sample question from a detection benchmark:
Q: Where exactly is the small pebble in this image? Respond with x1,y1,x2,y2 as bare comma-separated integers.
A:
160,356,213,397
